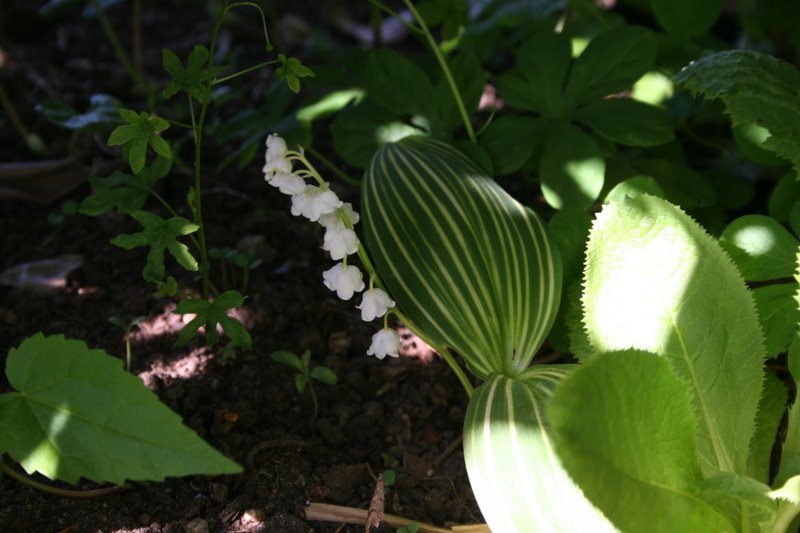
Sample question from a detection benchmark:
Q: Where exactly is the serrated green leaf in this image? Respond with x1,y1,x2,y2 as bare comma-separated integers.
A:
697,472,777,529
496,31,572,116
173,290,251,348
478,116,544,175
769,473,800,504
753,284,800,357
363,137,561,377
733,122,790,167
651,0,723,38
720,215,799,282
0,334,241,484
583,195,766,475
107,109,172,175
574,98,674,147
674,50,800,174
310,366,338,385
464,368,618,532
37,93,122,133
747,370,788,482
540,122,605,210
564,26,656,108
549,350,735,532
604,176,666,203
110,210,198,282
80,156,172,216
162,46,220,103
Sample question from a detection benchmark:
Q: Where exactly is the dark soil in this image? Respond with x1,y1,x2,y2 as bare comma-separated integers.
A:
0,2,482,531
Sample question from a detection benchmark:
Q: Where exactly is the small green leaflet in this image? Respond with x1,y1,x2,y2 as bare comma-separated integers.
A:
37,93,122,133
0,334,241,485
108,108,172,175
275,53,314,94
162,45,221,103
173,290,251,349
674,50,800,174
111,210,199,282
80,156,172,216
650,0,723,38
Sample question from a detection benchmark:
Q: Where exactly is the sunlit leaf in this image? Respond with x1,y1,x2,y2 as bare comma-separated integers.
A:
174,290,251,348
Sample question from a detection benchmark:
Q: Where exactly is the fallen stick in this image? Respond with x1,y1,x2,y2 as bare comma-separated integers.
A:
304,502,491,532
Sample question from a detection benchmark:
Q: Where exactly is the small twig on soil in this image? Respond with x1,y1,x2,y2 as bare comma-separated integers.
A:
305,502,491,532
2,463,129,499
433,434,464,468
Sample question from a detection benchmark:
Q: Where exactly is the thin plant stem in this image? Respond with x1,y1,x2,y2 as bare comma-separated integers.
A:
1,463,128,498
124,334,132,372
304,146,361,186
401,0,476,143
212,59,279,85
89,0,153,110
309,382,319,419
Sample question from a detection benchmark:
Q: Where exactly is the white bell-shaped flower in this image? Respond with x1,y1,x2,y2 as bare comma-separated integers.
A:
319,202,360,229
322,263,365,301
268,172,306,195
291,185,343,222
322,224,359,260
263,134,292,177
367,328,401,359
357,288,395,322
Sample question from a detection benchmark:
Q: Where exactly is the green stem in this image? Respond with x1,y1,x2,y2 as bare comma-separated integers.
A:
212,59,279,85
89,0,153,110
2,462,128,498
125,335,132,372
401,0,476,143
770,502,800,533
223,2,273,51
304,146,361,186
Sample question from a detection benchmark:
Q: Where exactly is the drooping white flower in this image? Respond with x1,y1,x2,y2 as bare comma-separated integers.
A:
263,134,292,177
290,185,343,222
367,328,401,359
357,288,395,322
268,172,306,195
322,224,359,260
318,202,360,229
322,263,365,301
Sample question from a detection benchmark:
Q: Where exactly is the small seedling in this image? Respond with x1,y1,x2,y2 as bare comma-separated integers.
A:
109,315,145,371
271,349,337,418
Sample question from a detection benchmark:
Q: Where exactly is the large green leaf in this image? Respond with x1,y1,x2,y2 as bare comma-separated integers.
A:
0,334,241,484
464,368,618,532
720,215,799,282
549,351,735,532
650,0,723,38
573,98,674,147
582,195,766,475
478,116,544,176
747,370,788,482
362,137,561,377
539,122,605,210
365,49,436,119
674,50,800,174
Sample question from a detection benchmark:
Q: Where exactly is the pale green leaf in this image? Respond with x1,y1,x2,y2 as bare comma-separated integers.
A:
697,472,777,530
540,122,605,210
720,215,799,282
753,284,800,357
549,350,734,532
363,137,561,377
651,0,723,38
464,368,618,532
574,98,674,147
0,334,241,484
583,195,766,475
674,50,800,173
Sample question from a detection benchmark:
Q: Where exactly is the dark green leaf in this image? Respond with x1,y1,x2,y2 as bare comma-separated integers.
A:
632,159,716,209
107,109,171,175
604,176,666,203
365,49,436,118
271,351,303,372
565,26,656,108
37,94,122,133
275,54,315,94
110,210,198,282
747,371,788,482
174,291,251,348
478,116,544,175
769,173,800,225
651,0,723,38
547,207,592,282
719,215,799,281
574,98,674,147
753,284,799,357
434,52,485,134
310,366,338,385
162,46,220,103
80,156,172,216
0,334,241,484
539,122,605,210
294,374,307,393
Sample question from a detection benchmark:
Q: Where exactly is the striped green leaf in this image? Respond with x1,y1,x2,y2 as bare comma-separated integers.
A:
463,368,618,532
362,137,561,377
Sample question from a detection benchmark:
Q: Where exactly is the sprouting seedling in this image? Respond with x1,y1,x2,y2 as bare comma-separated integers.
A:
109,315,145,371
271,349,337,418
209,247,262,293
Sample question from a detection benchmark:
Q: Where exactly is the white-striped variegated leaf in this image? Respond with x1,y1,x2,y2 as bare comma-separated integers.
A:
362,137,561,377
463,368,618,532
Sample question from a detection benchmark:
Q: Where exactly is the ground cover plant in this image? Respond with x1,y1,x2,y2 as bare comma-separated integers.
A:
3,0,800,531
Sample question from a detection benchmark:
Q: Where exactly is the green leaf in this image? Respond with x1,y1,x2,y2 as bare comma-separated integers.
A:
0,334,241,484
173,291,251,348
496,31,572,116
650,0,723,37
310,366,338,385
564,26,656,108
631,158,716,209
275,54,314,94
549,351,735,532
434,52,485,134
539,122,605,210
294,374,308,393
747,370,788,482
696,472,776,529
604,176,666,203
162,46,220,103
733,122,790,167
464,368,618,532
769,173,800,225
720,215,799,282
363,137,561,377
547,207,592,282
80,156,172,216
674,50,800,174
574,98,674,147
110,210,199,282
753,284,800,357
582,195,766,475
37,93,122,133
331,100,423,168
271,350,303,372
107,109,171,175
478,116,544,175
365,49,436,118
154,276,177,297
